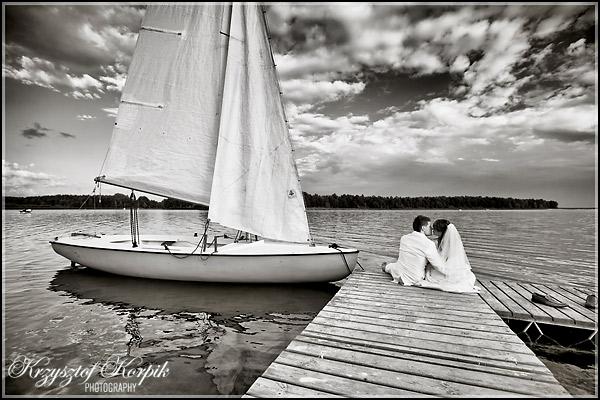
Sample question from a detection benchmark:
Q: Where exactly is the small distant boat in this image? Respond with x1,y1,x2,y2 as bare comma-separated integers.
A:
19,209,32,214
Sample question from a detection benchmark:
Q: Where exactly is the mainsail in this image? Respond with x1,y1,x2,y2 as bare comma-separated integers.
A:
99,5,230,205
99,4,311,243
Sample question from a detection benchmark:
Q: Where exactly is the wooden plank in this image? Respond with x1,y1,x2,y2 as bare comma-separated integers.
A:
317,310,524,344
560,285,592,301
338,286,494,313
335,288,490,311
323,304,515,334
262,362,430,397
347,278,486,301
329,296,505,322
343,280,480,299
333,293,499,318
343,281,490,304
506,282,575,326
275,351,528,397
516,282,580,326
285,339,567,395
321,306,514,337
355,272,389,281
325,300,508,327
548,285,598,319
532,284,597,327
303,324,545,367
488,280,537,321
310,317,535,354
352,273,390,281
246,377,342,398
492,281,555,324
532,283,596,322
300,330,551,374
478,280,525,319
551,285,594,306
477,279,512,317
294,333,553,378
566,285,596,299
342,288,486,310
525,283,593,328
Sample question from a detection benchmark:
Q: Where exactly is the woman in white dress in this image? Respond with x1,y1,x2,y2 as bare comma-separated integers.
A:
416,219,480,293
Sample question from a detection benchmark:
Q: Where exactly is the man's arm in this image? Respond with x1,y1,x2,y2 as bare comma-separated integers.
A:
425,243,447,276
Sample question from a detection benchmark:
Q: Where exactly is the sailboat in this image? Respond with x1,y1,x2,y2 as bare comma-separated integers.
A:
50,4,358,283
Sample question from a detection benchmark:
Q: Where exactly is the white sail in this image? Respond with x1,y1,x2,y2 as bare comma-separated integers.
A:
208,4,311,243
100,4,230,205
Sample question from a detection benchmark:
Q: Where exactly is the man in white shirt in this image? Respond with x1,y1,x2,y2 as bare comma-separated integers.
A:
382,215,447,285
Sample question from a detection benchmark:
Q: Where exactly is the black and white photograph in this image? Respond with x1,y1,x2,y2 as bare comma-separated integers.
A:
2,2,597,397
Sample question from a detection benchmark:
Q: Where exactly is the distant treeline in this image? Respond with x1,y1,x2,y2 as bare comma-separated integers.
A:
303,193,558,209
3,193,558,209
3,194,208,210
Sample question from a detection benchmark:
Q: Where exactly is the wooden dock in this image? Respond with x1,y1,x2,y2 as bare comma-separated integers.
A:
477,279,597,329
245,270,571,397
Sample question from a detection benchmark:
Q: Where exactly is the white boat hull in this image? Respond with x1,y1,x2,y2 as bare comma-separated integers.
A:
50,234,358,283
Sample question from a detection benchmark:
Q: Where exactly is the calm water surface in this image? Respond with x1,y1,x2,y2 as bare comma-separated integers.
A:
3,209,597,395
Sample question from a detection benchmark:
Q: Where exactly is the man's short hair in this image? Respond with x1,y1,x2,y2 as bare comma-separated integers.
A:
413,215,431,232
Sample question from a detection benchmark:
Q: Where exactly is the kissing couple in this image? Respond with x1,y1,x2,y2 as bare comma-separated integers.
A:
382,215,480,293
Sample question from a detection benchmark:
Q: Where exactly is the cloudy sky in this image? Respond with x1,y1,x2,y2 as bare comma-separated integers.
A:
2,3,597,207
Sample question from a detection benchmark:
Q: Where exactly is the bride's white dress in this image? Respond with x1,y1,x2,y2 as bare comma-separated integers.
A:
416,224,480,293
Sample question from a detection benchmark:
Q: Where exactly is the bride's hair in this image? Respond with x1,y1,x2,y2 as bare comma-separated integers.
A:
433,219,451,247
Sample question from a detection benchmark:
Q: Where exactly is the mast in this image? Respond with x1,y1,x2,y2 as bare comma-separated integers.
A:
259,6,308,214
216,2,234,163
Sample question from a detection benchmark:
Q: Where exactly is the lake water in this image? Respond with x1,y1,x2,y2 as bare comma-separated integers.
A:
3,209,597,395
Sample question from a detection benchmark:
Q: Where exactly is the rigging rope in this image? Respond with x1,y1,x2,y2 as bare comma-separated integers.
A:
130,191,140,247
78,181,99,209
163,218,211,259
328,243,362,275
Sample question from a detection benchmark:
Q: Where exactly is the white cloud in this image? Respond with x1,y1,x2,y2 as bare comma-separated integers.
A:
450,55,470,73
531,44,553,66
287,87,596,192
3,55,115,99
464,19,529,95
534,15,571,38
99,73,127,92
281,79,365,105
567,38,586,56
4,5,141,99
76,114,96,121
404,50,445,75
2,160,65,196
2,56,62,91
65,73,103,91
275,50,355,80
102,108,119,118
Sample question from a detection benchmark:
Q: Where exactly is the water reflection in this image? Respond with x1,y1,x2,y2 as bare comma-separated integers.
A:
49,267,337,317
43,266,338,395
